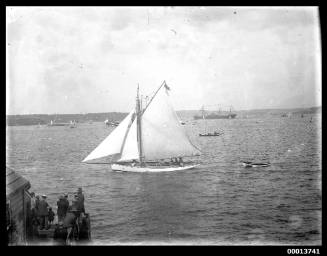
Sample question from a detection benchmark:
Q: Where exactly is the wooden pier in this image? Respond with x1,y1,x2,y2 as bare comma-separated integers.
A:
7,166,91,245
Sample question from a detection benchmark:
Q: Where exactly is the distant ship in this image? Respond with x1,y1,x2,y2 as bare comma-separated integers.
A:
104,119,119,127
193,105,237,120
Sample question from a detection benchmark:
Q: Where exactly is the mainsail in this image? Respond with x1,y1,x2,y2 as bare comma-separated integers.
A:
83,81,200,163
82,110,135,162
118,116,139,162
141,85,200,161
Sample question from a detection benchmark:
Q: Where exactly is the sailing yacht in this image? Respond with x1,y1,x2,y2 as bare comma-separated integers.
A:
198,106,223,137
82,81,201,172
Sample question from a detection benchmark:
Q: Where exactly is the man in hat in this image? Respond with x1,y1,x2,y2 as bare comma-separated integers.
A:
38,195,49,230
71,194,81,218
57,195,66,222
63,206,79,243
76,188,85,214
63,194,69,216
35,195,41,225
30,192,36,209
30,192,36,221
35,195,40,211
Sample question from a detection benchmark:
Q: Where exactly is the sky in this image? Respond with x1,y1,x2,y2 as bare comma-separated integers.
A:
6,6,321,115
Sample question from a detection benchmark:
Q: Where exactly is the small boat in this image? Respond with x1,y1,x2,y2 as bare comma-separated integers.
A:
242,161,270,168
199,131,223,137
47,120,68,126
197,105,224,137
83,81,201,172
110,121,119,126
282,112,292,118
69,120,77,128
104,120,119,127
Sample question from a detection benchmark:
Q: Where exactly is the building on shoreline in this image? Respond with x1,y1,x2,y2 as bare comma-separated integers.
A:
6,166,33,245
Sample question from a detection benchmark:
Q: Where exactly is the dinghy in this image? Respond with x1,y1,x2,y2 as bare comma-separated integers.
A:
199,131,223,137
82,81,201,172
242,161,270,168
197,106,224,137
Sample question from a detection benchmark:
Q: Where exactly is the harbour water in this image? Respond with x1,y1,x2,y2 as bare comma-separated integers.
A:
6,114,321,245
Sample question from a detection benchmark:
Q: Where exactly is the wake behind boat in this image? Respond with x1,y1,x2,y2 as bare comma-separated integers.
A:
82,81,201,172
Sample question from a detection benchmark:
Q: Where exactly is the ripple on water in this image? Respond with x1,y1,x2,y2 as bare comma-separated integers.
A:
6,117,321,244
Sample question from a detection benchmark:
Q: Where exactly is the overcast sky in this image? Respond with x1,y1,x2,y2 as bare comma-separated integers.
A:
6,6,321,115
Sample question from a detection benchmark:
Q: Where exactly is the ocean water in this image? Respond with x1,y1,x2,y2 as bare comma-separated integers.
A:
6,114,321,245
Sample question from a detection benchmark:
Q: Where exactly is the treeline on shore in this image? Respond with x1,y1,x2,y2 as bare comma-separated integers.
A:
6,112,128,126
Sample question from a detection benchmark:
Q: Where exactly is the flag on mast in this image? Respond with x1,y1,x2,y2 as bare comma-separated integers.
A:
164,82,170,91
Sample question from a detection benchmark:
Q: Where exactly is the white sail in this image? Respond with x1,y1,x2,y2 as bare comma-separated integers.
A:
141,86,200,160
117,116,139,162
82,110,134,162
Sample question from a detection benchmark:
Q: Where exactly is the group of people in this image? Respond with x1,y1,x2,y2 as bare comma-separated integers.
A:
131,157,184,167
30,188,85,231
30,193,55,230
171,157,184,166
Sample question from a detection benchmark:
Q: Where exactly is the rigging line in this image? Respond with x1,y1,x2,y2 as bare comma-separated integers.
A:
172,105,202,154
141,80,166,115
188,138,202,154
163,84,202,154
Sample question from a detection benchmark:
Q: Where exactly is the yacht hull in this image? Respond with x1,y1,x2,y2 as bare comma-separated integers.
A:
111,164,199,172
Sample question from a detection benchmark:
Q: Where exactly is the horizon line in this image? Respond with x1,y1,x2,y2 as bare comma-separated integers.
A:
6,105,321,116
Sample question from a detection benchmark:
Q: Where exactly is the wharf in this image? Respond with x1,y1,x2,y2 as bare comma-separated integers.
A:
36,225,56,238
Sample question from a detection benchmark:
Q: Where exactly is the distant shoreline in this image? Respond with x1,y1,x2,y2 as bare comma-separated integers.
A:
6,112,128,127
6,106,321,126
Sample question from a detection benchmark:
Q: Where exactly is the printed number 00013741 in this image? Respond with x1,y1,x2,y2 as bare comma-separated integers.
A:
287,249,320,254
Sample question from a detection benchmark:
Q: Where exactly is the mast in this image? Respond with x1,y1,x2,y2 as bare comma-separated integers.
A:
136,84,144,164
201,105,205,119
201,105,207,134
